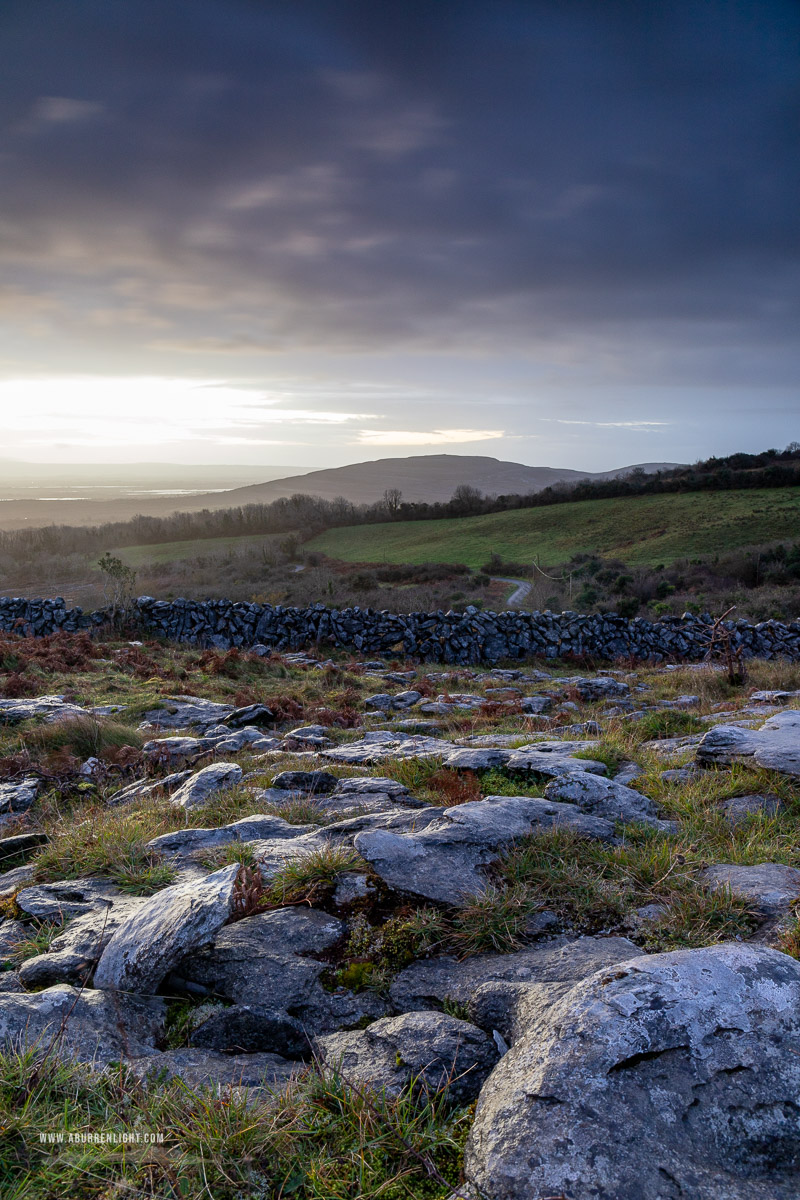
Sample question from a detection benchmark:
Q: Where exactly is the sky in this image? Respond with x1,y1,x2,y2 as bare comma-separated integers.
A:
0,0,798,470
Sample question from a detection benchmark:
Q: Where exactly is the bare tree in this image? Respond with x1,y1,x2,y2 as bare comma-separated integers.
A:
382,488,403,516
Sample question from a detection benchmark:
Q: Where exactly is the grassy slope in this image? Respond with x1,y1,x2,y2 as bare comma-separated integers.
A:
307,488,800,568
111,532,285,567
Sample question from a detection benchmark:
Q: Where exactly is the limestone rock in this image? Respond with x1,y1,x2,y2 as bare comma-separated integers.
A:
148,814,310,861
721,793,784,826
271,770,338,794
18,896,147,989
390,936,640,1012
93,864,240,993
544,772,665,827
700,862,800,916
15,878,120,920
0,777,40,814
356,796,615,905
169,762,243,810
464,944,800,1200
317,1011,498,1103
504,746,608,777
171,907,385,1056
140,695,234,731
697,710,800,777
131,1047,298,1092
0,983,165,1064
0,831,48,863
0,696,90,725
0,919,28,966
225,703,274,728
143,736,214,763
107,769,193,806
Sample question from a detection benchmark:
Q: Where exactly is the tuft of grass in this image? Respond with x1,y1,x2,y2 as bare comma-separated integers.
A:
778,918,800,960
19,717,144,761
200,842,258,871
573,745,625,774
8,920,63,962
187,783,266,828
380,757,446,795
477,768,542,797
266,846,366,906
110,859,177,895
440,885,537,956
499,826,758,949
257,797,334,826
630,709,706,742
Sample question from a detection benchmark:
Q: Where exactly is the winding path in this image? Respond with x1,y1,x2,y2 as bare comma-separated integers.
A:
492,576,533,609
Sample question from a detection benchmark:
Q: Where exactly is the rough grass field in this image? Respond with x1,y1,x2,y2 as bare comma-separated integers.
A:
307,487,800,569
111,532,288,568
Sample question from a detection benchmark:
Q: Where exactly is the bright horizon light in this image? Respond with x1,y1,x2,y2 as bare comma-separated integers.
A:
0,376,376,449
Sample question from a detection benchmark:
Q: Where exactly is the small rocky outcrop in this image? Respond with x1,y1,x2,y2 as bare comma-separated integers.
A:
0,984,165,1063
696,710,800,777
169,763,243,809
544,771,667,827
169,907,385,1057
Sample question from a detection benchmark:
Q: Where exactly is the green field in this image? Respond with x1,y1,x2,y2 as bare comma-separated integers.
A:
307,488,800,569
112,532,285,567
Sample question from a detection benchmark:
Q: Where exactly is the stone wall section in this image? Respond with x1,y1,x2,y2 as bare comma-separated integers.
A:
1,595,799,663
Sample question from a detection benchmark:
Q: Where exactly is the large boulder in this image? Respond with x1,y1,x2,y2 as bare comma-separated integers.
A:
355,796,615,905
465,943,800,1200
317,1012,498,1103
93,864,240,993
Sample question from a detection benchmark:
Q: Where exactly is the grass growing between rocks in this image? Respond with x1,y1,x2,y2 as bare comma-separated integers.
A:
29,801,181,896
498,826,758,950
0,1050,473,1200
266,846,366,906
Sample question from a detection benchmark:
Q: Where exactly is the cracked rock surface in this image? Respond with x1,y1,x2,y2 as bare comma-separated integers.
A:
170,907,386,1056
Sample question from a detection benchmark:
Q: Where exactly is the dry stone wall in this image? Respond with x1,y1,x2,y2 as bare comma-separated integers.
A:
1,595,800,663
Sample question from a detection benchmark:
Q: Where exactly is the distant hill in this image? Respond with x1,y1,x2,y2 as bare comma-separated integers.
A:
185,455,685,509
0,454,683,530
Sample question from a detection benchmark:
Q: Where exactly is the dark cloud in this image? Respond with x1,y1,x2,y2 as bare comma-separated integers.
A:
0,0,798,404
